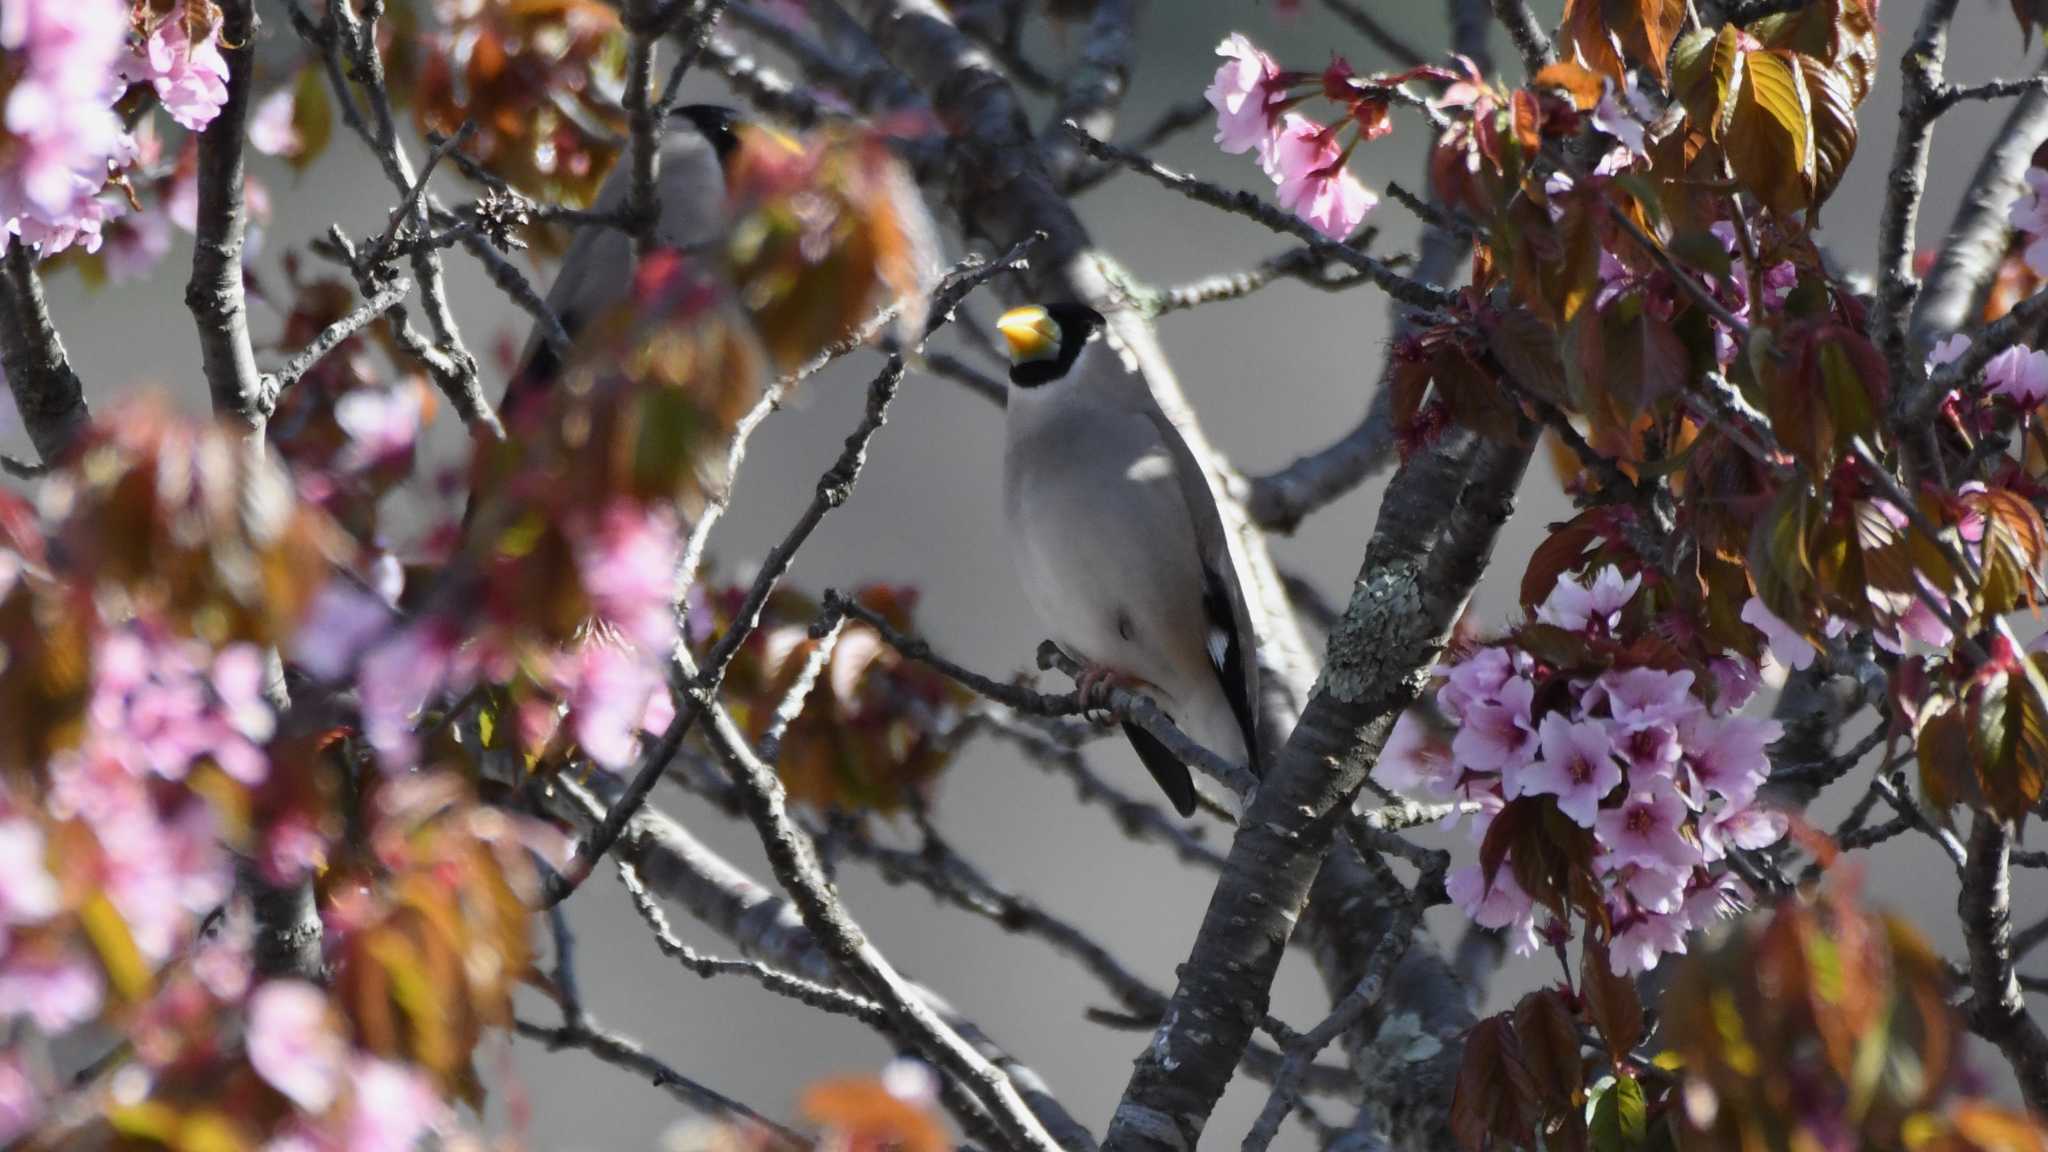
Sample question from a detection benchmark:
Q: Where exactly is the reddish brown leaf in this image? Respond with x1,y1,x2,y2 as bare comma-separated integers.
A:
1453,1016,1543,1151
1516,989,1588,1111
1800,58,1859,213
1522,511,1610,610
1613,0,1686,81
1582,937,1645,1062
1534,60,1610,109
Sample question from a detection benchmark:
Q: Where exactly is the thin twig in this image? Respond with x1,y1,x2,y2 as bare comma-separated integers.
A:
515,1016,807,1146
1059,126,1457,313
269,280,413,394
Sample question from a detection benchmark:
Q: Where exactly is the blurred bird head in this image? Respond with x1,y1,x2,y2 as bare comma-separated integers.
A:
997,303,1105,386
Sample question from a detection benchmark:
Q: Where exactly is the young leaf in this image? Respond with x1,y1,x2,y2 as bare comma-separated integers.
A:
1452,1015,1543,1151
1583,937,1647,1062
1725,49,1815,218
1589,1075,1649,1151
1800,58,1859,213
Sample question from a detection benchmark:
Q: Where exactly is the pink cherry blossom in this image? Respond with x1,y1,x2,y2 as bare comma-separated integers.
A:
250,87,303,157
249,981,348,1114
1205,34,1282,157
1927,332,1970,374
1983,344,2048,407
101,200,172,283
1588,667,1698,731
2011,168,2048,277
1742,596,1816,671
121,16,231,132
576,503,682,656
1446,863,1541,955
1617,862,1687,915
1709,657,1760,713
1681,871,1752,928
1679,712,1779,807
335,385,424,473
0,952,104,1032
0,1054,38,1147
1880,595,1954,654
1436,645,1515,723
1373,710,1458,800
1450,673,1536,773
357,622,459,764
557,640,666,771
1609,905,1688,975
1699,802,1787,860
1590,75,1654,158
0,0,131,256
1512,713,1622,827
1595,777,1700,873
1266,114,1375,241
1611,719,1681,779
0,817,60,946
345,1058,448,1152
88,624,271,785
1536,565,1639,632
292,582,396,682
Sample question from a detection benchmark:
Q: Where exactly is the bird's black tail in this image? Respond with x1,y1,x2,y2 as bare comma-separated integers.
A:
1123,720,1197,817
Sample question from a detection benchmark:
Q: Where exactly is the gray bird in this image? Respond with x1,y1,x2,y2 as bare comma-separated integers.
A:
997,303,1262,816
499,103,745,417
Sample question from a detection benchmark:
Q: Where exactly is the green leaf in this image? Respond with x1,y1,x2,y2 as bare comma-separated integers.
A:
1971,654,2048,821
1589,1075,1648,1152
1748,480,1821,625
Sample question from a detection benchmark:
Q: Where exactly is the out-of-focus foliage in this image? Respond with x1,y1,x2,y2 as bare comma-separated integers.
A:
709,583,972,813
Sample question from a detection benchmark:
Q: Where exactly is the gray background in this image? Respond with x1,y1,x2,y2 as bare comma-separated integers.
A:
12,0,2045,1145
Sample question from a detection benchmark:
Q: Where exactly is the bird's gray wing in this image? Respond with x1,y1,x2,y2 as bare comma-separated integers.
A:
1102,367,1264,777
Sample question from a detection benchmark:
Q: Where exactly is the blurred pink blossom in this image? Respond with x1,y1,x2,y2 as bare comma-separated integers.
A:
249,981,348,1114
0,0,130,255
121,16,231,132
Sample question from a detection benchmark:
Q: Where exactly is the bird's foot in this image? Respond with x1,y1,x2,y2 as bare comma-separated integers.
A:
1072,664,1156,726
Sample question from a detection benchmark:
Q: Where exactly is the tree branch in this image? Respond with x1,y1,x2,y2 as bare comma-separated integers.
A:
1040,0,1139,188
1061,128,1456,313
1903,64,2048,420
1873,0,1964,399
269,280,413,395
183,0,266,435
0,246,89,464
515,1016,807,1146
545,772,1095,1149
1959,817,2048,1113
1102,427,1534,1152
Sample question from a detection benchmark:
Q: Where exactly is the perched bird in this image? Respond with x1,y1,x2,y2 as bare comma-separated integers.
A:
997,303,1262,816
498,103,746,418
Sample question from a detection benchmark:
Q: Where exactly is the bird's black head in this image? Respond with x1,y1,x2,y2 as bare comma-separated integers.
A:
996,303,1106,387
672,103,744,166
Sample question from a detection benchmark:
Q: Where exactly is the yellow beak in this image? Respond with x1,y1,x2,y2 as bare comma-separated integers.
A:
996,306,1061,364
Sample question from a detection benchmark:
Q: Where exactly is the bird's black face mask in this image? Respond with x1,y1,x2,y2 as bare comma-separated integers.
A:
672,103,743,167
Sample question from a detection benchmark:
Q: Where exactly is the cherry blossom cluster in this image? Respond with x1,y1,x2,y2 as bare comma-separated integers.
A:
1374,566,1789,976
1,0,231,256
1927,326,2048,409
1593,220,1797,370
293,497,681,774
1204,34,1403,241
2008,165,2048,279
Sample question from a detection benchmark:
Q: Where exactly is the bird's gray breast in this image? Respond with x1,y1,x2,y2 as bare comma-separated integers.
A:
1003,387,1209,689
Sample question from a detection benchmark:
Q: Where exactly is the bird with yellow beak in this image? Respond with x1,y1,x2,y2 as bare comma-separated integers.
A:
996,302,1262,816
